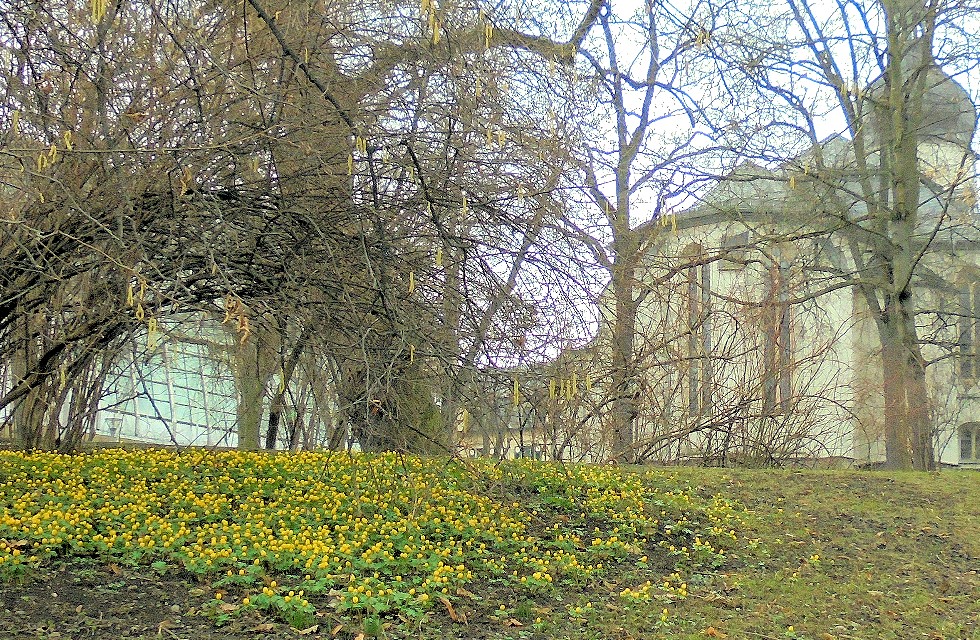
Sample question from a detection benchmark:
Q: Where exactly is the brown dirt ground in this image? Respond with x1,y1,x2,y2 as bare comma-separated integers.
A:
0,560,329,640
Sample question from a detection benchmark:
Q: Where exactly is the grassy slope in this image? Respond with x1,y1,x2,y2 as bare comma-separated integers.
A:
656,469,980,640
0,450,977,640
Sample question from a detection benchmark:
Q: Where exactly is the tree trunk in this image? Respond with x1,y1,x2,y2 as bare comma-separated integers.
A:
877,293,934,470
902,311,934,470
908,362,934,470
438,234,463,448
289,384,308,450
879,316,913,469
870,12,932,469
264,326,310,449
609,252,638,461
327,418,347,451
234,331,273,451
236,366,263,451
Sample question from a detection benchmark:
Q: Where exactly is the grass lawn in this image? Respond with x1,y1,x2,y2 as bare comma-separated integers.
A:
0,449,977,639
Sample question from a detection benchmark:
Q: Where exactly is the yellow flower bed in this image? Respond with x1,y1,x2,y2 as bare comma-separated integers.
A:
0,449,741,626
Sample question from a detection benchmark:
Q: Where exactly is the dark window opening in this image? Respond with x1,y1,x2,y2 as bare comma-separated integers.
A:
959,283,980,382
960,424,978,462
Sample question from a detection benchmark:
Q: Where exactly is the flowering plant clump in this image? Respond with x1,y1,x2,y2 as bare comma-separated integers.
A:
0,449,743,628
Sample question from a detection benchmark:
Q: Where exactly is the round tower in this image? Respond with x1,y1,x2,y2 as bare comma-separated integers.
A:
863,29,977,190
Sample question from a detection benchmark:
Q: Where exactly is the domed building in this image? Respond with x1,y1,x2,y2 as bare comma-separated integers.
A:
601,46,980,466
452,41,980,467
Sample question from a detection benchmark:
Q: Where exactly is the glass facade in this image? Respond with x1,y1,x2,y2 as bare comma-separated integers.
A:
95,326,238,446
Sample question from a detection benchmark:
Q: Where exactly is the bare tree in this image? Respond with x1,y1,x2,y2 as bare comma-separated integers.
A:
707,0,980,469
0,0,603,452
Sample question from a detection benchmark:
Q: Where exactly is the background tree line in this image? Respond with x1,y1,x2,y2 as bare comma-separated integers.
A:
2,0,979,470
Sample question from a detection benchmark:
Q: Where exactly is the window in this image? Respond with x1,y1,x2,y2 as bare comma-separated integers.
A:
96,328,239,445
719,231,750,271
104,417,122,438
960,423,979,462
519,445,543,460
959,282,980,382
685,244,712,416
762,256,793,414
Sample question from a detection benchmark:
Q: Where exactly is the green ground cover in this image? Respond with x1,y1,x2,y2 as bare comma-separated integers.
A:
0,449,977,639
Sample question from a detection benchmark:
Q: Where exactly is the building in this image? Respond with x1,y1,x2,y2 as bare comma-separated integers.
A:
555,50,980,467
94,320,241,447
0,318,240,448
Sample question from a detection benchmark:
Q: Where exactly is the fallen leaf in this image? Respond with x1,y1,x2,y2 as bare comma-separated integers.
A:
157,619,176,635
297,625,319,635
251,623,276,632
439,595,463,622
705,627,728,638
75,605,83,613
331,623,344,636
504,618,523,627
456,587,476,599
218,602,238,613
107,563,122,575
